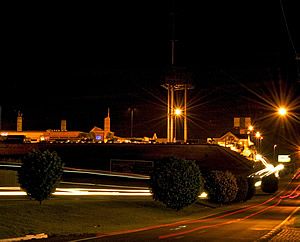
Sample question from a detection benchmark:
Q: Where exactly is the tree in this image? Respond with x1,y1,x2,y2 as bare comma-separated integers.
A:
18,149,64,204
203,170,238,204
261,174,279,193
234,176,249,202
245,176,256,200
150,157,202,210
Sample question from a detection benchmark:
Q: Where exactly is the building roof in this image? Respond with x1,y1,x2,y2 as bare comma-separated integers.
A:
90,126,104,133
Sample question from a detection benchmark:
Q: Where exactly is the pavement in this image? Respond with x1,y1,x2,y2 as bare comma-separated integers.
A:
256,211,300,241
271,227,300,242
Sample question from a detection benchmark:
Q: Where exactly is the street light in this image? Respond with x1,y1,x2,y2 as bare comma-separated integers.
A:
255,131,261,153
273,144,277,162
175,108,182,116
174,108,182,143
259,136,263,153
247,125,254,147
276,106,288,159
278,107,287,117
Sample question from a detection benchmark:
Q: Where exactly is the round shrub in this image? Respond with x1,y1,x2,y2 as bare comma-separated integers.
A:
18,149,64,204
261,174,279,193
245,176,256,200
150,157,202,210
234,176,249,202
203,170,238,204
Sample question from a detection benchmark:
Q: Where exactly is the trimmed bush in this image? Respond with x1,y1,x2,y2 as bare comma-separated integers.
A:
261,174,279,193
234,176,249,202
245,176,256,200
18,149,64,204
150,157,202,210
203,170,238,204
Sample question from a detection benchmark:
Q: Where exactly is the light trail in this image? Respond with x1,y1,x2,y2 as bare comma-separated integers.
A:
251,154,284,178
64,169,150,180
0,164,151,196
0,164,150,180
0,186,152,196
61,181,147,190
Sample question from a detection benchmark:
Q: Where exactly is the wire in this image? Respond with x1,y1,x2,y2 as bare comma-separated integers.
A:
280,0,300,83
279,0,297,56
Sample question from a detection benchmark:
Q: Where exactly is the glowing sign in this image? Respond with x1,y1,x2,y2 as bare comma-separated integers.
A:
96,135,102,140
278,155,291,162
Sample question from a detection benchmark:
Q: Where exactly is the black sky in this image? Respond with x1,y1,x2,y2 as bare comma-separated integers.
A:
1,1,299,138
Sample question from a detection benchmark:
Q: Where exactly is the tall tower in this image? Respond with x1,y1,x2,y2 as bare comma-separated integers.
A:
0,105,2,130
61,119,67,131
104,108,110,133
17,111,23,132
162,9,193,143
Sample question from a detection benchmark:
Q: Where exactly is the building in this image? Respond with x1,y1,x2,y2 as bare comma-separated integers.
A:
207,117,256,160
0,110,114,143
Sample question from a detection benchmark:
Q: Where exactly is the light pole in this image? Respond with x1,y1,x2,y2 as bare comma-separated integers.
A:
277,106,288,158
273,144,277,162
128,108,136,138
174,108,182,143
247,125,254,147
255,131,261,153
259,136,263,153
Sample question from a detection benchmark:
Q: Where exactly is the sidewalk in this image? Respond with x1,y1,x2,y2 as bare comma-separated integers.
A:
270,212,300,242
260,168,300,241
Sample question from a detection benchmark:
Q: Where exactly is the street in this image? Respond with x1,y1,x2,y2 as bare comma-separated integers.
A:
69,172,300,241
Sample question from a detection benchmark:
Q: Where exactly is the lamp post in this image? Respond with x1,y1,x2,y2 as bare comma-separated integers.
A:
128,107,136,138
277,106,288,159
255,131,261,153
273,144,277,162
174,108,182,143
259,136,263,153
247,125,254,147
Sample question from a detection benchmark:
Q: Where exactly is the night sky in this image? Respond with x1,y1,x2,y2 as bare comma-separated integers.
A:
1,1,299,142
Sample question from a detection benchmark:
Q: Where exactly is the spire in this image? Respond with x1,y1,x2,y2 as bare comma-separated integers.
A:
104,108,110,132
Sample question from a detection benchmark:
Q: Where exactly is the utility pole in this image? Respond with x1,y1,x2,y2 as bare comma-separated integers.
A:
130,108,133,138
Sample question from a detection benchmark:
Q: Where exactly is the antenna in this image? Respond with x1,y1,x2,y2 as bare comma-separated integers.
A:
170,11,176,66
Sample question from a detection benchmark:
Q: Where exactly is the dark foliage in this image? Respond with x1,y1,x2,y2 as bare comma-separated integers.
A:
18,149,64,204
150,157,202,210
261,174,279,193
234,176,249,202
245,176,256,200
203,170,238,204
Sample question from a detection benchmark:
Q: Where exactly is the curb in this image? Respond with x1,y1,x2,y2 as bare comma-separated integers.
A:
256,206,300,241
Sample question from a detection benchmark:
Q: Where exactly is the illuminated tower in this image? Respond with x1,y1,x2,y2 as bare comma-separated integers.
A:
0,105,1,130
61,120,67,131
17,111,23,132
104,108,110,133
162,11,193,143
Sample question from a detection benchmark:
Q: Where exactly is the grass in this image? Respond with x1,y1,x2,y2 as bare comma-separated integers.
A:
0,196,221,240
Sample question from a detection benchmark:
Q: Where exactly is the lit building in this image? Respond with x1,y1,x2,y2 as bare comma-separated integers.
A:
0,110,114,143
207,117,256,160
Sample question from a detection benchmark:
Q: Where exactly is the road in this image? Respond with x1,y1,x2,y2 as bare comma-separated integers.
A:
69,172,300,242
